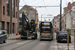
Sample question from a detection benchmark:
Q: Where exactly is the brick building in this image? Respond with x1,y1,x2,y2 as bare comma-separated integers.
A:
0,0,19,34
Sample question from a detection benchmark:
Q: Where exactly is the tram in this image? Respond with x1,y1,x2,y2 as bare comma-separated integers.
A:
39,21,53,40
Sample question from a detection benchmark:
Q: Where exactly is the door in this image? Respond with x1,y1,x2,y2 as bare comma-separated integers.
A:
7,22,9,34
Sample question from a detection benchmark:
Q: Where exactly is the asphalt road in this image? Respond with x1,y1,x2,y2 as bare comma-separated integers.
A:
0,32,74,50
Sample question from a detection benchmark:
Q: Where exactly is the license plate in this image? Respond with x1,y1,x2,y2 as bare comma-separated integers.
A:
28,37,32,39
63,39,66,40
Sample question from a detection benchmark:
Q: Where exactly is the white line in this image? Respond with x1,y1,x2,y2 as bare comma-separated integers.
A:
72,42,74,44
55,40,58,50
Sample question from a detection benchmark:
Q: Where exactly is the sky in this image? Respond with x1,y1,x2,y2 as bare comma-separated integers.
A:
19,0,75,21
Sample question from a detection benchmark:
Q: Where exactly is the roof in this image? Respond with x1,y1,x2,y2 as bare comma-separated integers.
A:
25,5,35,10
20,5,35,11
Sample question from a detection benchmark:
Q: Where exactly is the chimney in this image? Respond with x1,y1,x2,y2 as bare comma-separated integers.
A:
68,2,71,11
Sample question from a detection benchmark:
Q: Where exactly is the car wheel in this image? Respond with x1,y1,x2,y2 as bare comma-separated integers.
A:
3,40,6,43
24,37,27,39
57,40,59,43
56,37,57,40
21,37,23,39
69,41,71,43
40,39,42,41
51,36,53,41
32,37,35,40
35,34,37,39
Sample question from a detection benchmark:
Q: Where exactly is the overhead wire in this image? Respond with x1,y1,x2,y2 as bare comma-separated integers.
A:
43,0,49,13
56,0,60,5
26,0,37,4
23,0,27,4
65,0,68,6
46,0,53,6
31,0,43,6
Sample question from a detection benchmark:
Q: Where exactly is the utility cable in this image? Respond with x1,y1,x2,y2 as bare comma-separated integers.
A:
27,0,37,4
43,0,49,13
31,0,43,6
46,0,53,6
23,0,27,4
56,0,60,5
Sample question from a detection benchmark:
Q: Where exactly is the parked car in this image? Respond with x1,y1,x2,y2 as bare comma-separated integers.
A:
56,31,71,43
0,30,7,43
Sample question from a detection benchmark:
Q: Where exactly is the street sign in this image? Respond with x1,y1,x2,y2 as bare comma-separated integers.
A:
73,20,75,25
72,6,75,11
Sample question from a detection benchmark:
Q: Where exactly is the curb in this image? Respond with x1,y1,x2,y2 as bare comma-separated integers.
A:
7,35,20,40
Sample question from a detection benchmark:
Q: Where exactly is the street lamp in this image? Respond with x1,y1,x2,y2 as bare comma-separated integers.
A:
41,14,53,21
41,14,45,21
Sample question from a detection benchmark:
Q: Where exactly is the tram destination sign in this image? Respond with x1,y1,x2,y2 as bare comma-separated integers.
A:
42,23,50,25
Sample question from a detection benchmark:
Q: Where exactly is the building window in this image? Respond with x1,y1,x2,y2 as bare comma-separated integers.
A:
1,22,4,30
7,0,10,16
16,12,17,18
16,0,17,6
65,24,66,27
6,0,9,3
7,22,9,34
12,23,14,33
12,0,15,17
55,25,56,27
3,6,5,15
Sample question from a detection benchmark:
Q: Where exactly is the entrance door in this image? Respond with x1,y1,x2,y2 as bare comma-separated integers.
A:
7,22,9,34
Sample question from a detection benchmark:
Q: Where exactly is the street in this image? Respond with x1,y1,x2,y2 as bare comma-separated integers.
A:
0,32,74,50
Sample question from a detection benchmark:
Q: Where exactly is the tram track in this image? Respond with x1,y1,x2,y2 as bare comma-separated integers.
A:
0,40,23,48
12,40,38,50
45,41,50,50
27,40,51,50
27,41,40,50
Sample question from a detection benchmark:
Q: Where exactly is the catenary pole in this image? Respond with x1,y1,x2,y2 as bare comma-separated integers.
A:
60,0,62,31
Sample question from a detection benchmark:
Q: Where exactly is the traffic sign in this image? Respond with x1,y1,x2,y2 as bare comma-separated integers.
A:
72,6,75,11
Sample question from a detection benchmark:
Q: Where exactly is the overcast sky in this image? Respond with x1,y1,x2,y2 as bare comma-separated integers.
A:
19,0,75,21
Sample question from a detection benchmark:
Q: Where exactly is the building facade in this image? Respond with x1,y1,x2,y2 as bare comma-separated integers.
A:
52,15,60,32
19,5,38,24
64,2,75,29
52,2,75,32
0,0,19,34
52,14,65,32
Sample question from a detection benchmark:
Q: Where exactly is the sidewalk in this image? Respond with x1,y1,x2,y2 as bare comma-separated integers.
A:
7,34,20,40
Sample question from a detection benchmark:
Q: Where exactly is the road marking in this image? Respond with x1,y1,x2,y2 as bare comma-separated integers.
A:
55,40,58,50
16,43,25,45
16,41,32,45
55,33,58,50
72,42,74,44
40,43,47,45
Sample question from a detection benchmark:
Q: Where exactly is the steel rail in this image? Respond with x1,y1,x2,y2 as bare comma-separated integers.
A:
27,41,40,50
0,40,23,48
45,41,51,50
12,40,37,50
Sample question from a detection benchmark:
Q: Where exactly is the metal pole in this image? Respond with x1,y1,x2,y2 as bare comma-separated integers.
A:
41,15,42,21
67,29,69,50
35,8,36,22
74,28,75,50
60,0,62,31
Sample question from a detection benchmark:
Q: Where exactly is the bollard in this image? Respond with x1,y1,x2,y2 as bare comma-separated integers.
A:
67,29,69,50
